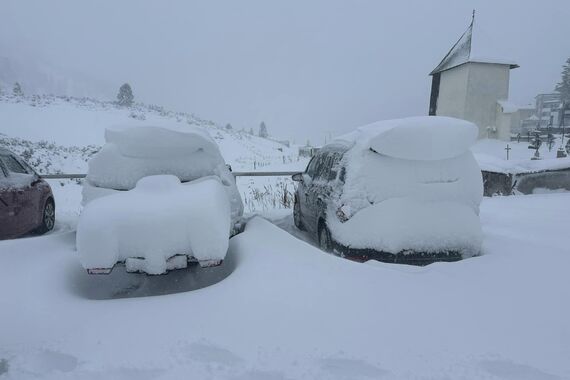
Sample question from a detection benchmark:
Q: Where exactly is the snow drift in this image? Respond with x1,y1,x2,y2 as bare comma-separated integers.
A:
77,175,231,275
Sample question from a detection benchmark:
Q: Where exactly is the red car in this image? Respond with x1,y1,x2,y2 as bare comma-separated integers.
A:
0,148,55,240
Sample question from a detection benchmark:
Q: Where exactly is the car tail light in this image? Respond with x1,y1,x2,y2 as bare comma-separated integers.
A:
336,206,350,223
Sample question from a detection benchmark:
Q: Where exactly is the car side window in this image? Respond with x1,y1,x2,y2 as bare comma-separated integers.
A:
313,153,328,180
338,166,346,183
329,152,347,181
305,156,318,177
313,153,326,179
1,155,28,175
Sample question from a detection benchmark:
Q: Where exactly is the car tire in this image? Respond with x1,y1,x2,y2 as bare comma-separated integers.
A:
318,221,333,253
35,199,55,235
293,198,305,231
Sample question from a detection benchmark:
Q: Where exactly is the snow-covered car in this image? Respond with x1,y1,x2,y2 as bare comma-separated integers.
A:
0,148,55,239
77,125,244,275
82,125,244,235
292,116,483,265
77,175,231,275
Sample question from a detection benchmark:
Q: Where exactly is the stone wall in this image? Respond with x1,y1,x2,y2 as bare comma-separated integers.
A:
482,168,570,196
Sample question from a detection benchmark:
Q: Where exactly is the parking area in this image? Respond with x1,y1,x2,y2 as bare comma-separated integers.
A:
1,192,569,379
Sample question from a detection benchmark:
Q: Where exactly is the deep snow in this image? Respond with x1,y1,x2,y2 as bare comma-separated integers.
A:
337,116,479,161
77,175,231,275
1,193,569,379
2,94,570,379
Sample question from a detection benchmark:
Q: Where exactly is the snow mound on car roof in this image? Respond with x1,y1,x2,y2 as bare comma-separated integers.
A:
105,125,219,158
337,116,478,161
87,125,227,190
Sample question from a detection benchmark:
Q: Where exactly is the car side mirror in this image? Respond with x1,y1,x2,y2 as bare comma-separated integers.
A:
31,174,42,186
292,173,303,182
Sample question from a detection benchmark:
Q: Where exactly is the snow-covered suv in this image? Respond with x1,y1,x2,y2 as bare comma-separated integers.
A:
292,116,483,265
78,126,244,275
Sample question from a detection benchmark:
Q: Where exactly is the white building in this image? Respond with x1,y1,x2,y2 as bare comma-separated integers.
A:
534,93,570,128
428,16,522,141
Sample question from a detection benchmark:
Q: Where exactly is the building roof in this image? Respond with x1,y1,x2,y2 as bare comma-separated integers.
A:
430,16,519,75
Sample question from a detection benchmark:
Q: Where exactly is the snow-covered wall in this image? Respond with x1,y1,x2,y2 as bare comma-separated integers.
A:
435,62,512,141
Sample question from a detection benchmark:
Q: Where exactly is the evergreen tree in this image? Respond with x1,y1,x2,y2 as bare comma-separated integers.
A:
117,83,134,107
258,121,268,138
249,127,254,135
225,123,233,130
555,58,570,127
555,58,570,103
13,82,23,97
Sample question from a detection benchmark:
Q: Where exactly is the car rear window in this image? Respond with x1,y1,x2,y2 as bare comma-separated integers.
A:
0,155,28,175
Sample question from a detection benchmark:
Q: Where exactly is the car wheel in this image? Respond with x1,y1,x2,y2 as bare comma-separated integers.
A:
293,198,305,231
318,222,333,253
35,199,55,234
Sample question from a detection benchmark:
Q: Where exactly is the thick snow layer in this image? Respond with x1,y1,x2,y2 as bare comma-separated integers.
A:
87,126,226,190
86,142,223,190
1,194,569,379
337,150,483,224
77,175,230,274
476,153,570,174
337,116,479,161
472,138,570,173
83,126,245,226
105,126,219,159
329,199,482,255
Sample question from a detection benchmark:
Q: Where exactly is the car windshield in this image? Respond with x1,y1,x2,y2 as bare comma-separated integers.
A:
0,155,28,175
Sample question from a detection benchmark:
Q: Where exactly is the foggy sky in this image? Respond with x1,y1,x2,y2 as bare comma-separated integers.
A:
1,0,569,144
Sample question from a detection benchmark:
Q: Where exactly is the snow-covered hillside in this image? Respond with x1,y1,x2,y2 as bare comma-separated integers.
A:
0,93,301,170
0,93,308,213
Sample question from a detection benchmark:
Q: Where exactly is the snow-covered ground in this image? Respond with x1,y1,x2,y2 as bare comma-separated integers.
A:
2,94,570,378
472,137,566,162
1,193,569,379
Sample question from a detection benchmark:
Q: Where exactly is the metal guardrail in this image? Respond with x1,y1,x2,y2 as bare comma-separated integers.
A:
232,171,299,177
40,171,300,180
41,174,87,179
